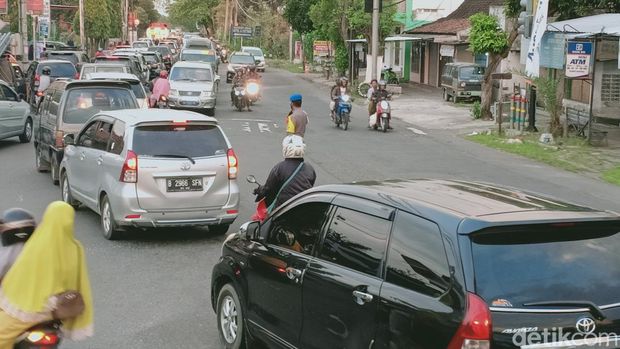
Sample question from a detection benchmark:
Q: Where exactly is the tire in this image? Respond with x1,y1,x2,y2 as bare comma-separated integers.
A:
50,155,60,185
236,99,243,112
217,284,246,349
100,195,122,240
35,145,50,172
388,77,399,84
357,82,370,98
61,172,79,209
343,113,349,131
381,117,387,133
210,224,230,235
442,88,449,101
19,118,32,143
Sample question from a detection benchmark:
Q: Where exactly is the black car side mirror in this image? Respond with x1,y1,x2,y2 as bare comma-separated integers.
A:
63,134,75,146
240,221,260,241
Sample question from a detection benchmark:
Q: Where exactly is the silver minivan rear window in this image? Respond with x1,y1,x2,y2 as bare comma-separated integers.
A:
132,124,227,158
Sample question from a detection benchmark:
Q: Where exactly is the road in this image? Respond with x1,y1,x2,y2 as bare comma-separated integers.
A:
1,67,620,348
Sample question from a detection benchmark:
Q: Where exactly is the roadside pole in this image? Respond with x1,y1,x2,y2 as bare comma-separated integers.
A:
19,0,28,62
370,0,379,80
79,0,85,50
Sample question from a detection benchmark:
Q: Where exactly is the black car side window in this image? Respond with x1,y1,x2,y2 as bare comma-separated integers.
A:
385,211,451,298
78,121,99,148
268,202,331,255
318,207,391,277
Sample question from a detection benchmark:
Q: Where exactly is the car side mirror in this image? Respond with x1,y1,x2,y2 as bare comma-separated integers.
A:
246,175,256,183
240,221,260,241
17,93,25,102
63,134,75,146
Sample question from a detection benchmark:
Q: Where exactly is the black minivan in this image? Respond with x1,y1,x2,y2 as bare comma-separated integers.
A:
211,179,620,349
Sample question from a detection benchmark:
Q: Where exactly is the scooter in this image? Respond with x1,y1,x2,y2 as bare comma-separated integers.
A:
247,175,268,222
157,95,169,109
374,95,392,132
333,94,352,131
232,83,250,112
15,321,62,348
381,66,399,84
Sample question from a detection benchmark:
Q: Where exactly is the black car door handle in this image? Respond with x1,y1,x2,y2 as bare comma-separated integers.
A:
285,267,302,281
353,290,373,305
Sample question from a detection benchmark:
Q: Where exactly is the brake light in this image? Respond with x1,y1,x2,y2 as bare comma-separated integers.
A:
125,214,141,219
26,331,59,345
172,120,186,125
226,209,238,214
120,150,138,183
227,149,238,179
55,131,64,148
447,293,492,349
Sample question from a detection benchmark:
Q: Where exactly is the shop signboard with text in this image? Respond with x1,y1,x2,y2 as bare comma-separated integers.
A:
565,41,592,79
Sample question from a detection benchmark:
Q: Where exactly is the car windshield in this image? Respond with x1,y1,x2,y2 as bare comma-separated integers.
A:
459,66,485,80
230,55,255,64
187,41,212,50
48,53,78,65
149,47,171,55
144,55,159,63
132,124,227,158
471,224,620,307
37,63,76,77
182,53,215,63
170,67,212,82
85,66,127,74
244,48,263,57
62,87,138,124
133,42,148,48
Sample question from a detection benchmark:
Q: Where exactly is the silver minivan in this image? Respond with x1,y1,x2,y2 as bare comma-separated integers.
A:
59,109,240,240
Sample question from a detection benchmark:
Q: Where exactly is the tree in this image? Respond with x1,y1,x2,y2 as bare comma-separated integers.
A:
73,0,111,50
168,0,218,33
283,0,318,69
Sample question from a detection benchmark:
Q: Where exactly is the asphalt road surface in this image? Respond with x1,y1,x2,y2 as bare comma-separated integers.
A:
1,67,619,348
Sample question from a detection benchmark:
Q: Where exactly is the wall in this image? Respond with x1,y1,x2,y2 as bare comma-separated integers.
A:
455,44,474,63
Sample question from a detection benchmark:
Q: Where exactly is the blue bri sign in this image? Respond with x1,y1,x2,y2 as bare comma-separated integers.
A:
566,41,593,79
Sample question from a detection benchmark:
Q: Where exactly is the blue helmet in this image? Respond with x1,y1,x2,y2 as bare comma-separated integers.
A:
289,94,302,103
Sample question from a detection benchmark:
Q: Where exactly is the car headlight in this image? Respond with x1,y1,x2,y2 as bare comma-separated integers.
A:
169,89,178,97
460,82,467,88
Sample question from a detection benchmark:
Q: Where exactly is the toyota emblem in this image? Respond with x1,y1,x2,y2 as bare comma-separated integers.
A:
180,162,191,171
575,317,596,334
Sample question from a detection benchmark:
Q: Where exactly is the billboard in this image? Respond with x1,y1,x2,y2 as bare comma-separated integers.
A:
0,0,7,15
313,41,332,57
565,41,592,79
27,0,44,15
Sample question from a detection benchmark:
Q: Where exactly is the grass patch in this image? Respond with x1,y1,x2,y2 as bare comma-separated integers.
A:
467,133,618,179
268,59,304,74
602,166,620,186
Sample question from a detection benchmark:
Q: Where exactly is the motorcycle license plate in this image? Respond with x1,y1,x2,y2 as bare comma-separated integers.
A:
166,177,203,192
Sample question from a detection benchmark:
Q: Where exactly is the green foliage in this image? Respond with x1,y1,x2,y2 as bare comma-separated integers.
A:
532,74,563,135
469,13,508,55
283,0,317,35
471,101,482,120
334,41,348,75
504,0,521,18
169,0,218,32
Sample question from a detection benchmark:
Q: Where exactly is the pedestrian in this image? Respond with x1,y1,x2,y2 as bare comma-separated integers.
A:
0,201,94,347
367,79,378,116
286,94,309,138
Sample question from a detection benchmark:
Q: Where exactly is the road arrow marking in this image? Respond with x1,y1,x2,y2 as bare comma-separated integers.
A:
242,122,251,133
258,123,271,133
407,127,427,135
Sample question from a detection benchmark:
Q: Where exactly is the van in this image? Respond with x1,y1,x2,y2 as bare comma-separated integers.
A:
33,80,139,185
440,62,485,103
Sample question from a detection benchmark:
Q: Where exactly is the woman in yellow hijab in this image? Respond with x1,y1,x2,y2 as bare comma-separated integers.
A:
0,201,93,347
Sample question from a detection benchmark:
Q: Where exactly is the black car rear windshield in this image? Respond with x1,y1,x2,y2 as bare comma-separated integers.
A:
62,87,138,124
471,223,620,307
132,124,227,158
37,63,76,77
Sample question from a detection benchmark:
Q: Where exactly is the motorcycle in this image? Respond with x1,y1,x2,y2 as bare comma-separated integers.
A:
247,175,268,222
370,94,392,132
245,80,260,105
157,95,169,109
15,321,62,348
333,94,352,131
381,66,399,84
220,49,228,63
231,83,250,112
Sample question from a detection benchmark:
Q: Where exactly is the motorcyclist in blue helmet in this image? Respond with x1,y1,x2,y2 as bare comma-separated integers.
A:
285,94,309,138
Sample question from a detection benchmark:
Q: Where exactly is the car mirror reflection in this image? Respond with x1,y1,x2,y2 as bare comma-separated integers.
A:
240,221,260,241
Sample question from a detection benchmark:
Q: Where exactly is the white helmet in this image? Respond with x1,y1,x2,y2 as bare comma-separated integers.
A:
282,135,306,158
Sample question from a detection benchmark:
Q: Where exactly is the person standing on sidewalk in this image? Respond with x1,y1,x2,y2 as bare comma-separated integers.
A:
286,94,309,138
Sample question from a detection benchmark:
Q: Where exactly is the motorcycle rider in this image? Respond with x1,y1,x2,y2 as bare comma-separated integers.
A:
230,68,247,105
0,208,36,281
286,94,309,138
254,136,316,213
330,77,351,120
371,80,393,129
367,79,378,116
0,202,94,346
150,70,170,108
246,65,261,81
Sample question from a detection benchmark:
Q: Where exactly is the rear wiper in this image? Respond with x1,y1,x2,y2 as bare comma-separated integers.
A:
523,300,606,320
152,154,196,164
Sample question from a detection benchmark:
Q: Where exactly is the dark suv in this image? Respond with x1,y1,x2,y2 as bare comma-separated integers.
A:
211,179,620,349
25,60,77,104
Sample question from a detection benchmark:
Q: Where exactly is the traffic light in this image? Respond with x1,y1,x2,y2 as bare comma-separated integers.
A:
364,0,383,13
517,0,533,39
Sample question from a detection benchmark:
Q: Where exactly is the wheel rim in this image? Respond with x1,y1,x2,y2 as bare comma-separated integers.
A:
25,121,32,140
102,201,111,233
62,177,69,202
220,295,238,343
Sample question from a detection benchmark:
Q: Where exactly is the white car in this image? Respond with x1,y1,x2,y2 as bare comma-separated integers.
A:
168,61,219,116
132,40,151,51
241,46,266,72
80,63,130,78
83,72,149,109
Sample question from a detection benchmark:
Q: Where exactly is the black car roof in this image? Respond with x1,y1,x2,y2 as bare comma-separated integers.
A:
307,179,620,234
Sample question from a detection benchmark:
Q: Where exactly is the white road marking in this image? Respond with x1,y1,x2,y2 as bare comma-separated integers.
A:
258,123,272,133
230,119,274,122
242,122,251,133
407,127,427,135
273,123,279,129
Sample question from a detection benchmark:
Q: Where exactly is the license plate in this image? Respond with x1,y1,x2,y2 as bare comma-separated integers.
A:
180,100,199,106
166,177,203,192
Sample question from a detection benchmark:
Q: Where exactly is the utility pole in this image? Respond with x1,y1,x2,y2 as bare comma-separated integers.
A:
122,0,128,42
370,0,380,80
233,0,238,27
223,0,230,42
79,0,85,50
289,27,293,62
19,0,28,62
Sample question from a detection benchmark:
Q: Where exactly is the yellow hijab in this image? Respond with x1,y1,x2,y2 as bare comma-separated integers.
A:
0,201,93,340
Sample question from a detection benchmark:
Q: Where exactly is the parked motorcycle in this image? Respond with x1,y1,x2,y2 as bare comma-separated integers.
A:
15,321,62,349
247,175,267,222
333,94,352,130
381,66,399,84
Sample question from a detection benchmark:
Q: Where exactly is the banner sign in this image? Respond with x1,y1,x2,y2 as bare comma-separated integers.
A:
231,26,253,38
565,41,592,79
525,0,549,77
540,32,565,69
313,41,332,57
0,0,7,15
440,44,454,57
27,0,43,15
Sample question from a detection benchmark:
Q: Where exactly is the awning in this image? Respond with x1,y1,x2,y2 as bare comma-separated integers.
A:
546,14,620,36
385,35,421,42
